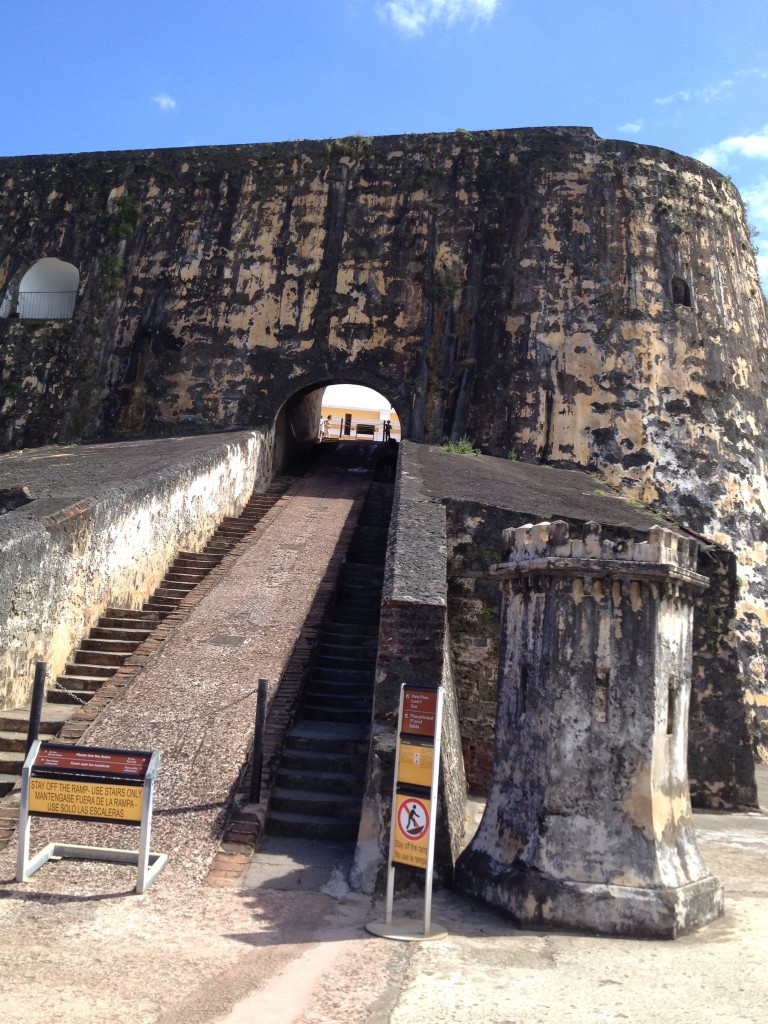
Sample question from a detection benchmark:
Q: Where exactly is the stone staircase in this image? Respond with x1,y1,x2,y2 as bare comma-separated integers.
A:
0,480,289,797
267,481,393,842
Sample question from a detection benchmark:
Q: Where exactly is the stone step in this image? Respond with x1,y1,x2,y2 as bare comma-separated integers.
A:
154,586,192,600
302,702,372,724
105,606,159,621
315,654,377,671
270,786,363,820
0,774,19,798
0,731,27,754
323,623,380,639
166,564,209,578
280,747,368,774
176,551,223,564
266,810,360,842
144,597,177,611
312,666,375,684
0,751,25,773
328,612,380,627
0,706,71,734
74,649,129,668
47,688,94,705
62,661,116,678
80,637,138,656
274,766,366,796
89,626,151,643
55,674,107,693
317,641,378,659
305,679,374,699
164,570,207,583
98,615,156,631
284,722,369,754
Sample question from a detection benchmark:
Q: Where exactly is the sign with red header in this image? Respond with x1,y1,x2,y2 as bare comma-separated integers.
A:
33,743,151,779
17,740,167,894
27,743,151,823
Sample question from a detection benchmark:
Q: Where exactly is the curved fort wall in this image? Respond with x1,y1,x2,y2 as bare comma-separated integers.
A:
1,126,767,751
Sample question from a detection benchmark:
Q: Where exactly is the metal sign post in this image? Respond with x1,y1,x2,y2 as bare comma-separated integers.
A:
17,741,167,894
366,684,447,941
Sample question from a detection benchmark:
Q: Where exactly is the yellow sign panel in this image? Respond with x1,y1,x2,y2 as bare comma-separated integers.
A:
29,778,143,823
397,742,434,789
392,793,431,870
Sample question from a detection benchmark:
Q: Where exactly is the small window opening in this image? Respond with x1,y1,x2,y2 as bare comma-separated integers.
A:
667,679,677,735
671,276,691,307
15,258,79,319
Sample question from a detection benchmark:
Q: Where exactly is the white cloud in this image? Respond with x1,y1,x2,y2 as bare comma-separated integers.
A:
618,121,642,134
696,127,768,171
655,89,691,106
152,94,178,112
381,0,498,34
655,77,734,106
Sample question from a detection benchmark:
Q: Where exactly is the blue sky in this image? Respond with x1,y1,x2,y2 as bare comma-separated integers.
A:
2,1,768,281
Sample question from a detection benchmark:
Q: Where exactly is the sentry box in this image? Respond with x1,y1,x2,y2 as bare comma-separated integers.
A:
17,741,167,894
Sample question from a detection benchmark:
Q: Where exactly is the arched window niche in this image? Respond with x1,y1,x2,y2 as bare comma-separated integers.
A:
16,258,79,319
671,276,692,307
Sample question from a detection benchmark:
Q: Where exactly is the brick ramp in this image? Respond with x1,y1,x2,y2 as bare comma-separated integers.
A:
0,446,376,888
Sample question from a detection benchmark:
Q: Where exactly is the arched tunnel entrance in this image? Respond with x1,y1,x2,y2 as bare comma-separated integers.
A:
273,378,403,474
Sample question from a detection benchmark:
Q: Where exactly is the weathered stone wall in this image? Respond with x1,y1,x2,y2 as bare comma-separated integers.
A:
1,126,767,747
456,520,724,938
0,430,272,707
445,501,512,791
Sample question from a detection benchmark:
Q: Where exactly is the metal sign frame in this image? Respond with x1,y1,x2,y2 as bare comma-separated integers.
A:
375,683,445,939
17,740,167,894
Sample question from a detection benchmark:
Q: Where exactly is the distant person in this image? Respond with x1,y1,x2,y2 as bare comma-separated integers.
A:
380,438,398,480
318,416,326,440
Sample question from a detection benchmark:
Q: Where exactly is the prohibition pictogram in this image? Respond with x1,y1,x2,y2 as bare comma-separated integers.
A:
396,796,430,842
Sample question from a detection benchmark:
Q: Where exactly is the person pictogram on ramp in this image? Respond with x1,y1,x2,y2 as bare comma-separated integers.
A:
405,802,422,834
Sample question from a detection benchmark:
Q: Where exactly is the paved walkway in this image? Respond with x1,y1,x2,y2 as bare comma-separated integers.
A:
1,773,765,1024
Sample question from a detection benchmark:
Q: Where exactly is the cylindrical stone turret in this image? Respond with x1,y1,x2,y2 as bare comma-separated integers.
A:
455,520,724,938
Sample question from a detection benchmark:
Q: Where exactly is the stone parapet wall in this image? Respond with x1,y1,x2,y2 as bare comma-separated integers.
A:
0,429,272,707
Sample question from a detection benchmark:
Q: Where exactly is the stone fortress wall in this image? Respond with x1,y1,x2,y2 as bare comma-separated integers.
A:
1,126,767,752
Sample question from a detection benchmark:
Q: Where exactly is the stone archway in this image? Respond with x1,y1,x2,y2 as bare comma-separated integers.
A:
271,377,405,473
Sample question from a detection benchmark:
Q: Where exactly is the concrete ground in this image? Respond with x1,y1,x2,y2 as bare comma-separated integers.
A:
0,773,766,1024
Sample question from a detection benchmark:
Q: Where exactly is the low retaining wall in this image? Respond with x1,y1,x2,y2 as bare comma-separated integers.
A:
0,429,273,707
351,448,468,893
